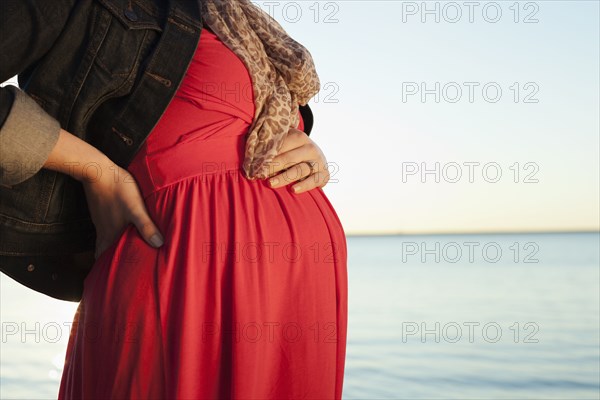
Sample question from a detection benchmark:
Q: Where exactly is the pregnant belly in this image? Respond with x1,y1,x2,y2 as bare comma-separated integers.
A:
127,121,346,258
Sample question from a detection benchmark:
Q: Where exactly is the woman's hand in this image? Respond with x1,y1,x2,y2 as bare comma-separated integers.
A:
265,127,330,193
82,159,165,260
42,128,164,260
44,129,163,259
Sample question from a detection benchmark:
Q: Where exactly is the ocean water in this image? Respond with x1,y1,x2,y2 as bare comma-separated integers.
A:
1,232,599,399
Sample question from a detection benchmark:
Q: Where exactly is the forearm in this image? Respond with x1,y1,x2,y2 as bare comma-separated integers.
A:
0,86,113,186
44,128,115,184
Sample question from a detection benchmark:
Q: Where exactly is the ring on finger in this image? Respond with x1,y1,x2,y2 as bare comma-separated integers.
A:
304,160,317,176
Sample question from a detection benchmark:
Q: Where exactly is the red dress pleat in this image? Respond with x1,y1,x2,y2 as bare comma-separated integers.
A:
58,28,348,400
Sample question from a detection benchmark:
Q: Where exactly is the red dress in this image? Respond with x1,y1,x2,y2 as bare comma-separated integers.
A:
58,28,348,399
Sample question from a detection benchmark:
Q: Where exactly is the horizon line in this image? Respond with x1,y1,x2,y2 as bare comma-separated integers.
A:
344,228,600,237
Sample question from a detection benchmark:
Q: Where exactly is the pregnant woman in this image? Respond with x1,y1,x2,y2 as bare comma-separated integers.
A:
55,1,348,399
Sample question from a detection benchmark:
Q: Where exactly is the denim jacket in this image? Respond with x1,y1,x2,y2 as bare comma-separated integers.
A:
0,0,314,302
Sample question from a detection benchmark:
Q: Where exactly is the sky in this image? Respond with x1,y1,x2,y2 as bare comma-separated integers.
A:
259,0,600,234
3,1,599,234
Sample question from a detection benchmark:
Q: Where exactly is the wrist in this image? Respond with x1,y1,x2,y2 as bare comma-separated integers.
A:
78,155,119,185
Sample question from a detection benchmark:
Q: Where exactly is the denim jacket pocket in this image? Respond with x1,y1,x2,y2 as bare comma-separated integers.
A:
93,0,163,77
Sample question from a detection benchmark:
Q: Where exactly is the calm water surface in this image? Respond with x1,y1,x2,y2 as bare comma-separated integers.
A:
1,233,599,399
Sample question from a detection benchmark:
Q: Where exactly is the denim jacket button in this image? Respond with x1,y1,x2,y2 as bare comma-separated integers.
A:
124,9,139,22
27,264,35,272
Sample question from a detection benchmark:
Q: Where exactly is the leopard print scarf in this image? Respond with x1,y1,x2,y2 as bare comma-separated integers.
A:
200,0,321,179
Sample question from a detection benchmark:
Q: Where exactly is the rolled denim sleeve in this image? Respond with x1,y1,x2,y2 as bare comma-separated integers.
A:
0,85,61,186
0,0,77,186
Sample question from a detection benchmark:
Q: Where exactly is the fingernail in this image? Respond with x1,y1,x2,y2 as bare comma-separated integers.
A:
150,233,164,247
292,185,301,193
270,177,279,187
